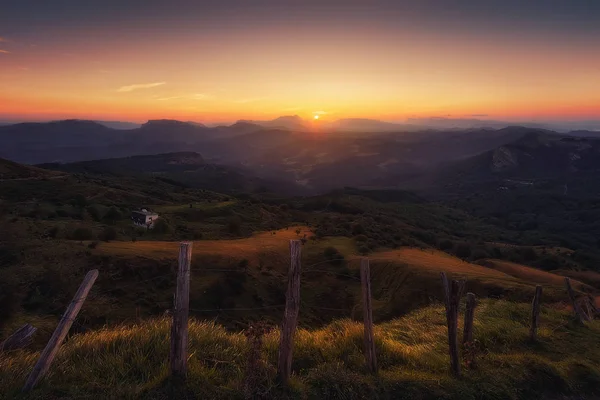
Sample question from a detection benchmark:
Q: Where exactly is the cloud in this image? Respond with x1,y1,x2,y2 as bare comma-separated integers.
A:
0,37,6,42
117,82,166,92
192,93,212,100
0,49,10,54
313,110,328,115
157,96,182,101
283,107,303,111
234,97,266,103
156,93,213,101
469,114,489,117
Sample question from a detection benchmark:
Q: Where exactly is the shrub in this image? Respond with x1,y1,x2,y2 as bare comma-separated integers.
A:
86,205,103,221
88,241,99,249
323,247,345,266
152,218,170,234
70,227,93,241
470,249,489,261
47,226,60,239
438,239,454,251
454,242,472,259
103,206,122,223
228,216,242,235
354,234,368,243
100,227,117,242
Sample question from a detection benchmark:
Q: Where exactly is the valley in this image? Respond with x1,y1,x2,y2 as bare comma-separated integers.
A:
2,120,600,398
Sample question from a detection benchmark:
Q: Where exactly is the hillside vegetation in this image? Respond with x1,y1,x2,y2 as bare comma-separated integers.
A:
2,300,600,399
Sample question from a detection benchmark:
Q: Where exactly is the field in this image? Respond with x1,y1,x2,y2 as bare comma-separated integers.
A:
2,300,600,399
93,226,315,263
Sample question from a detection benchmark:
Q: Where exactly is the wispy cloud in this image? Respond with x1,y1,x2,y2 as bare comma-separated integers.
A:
0,49,10,54
156,93,213,101
0,37,6,42
157,96,182,101
234,97,266,104
313,110,328,115
117,82,166,92
192,93,212,100
283,107,303,111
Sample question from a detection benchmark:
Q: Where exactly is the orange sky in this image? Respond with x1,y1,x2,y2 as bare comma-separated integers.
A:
1,2,599,123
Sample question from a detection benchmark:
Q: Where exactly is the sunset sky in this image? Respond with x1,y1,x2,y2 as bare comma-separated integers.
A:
1,0,599,123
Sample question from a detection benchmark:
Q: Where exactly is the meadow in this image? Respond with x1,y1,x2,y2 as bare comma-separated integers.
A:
2,300,600,399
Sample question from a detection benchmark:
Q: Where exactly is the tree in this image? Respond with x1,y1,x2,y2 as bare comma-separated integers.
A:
86,205,103,222
152,218,170,234
103,206,122,223
228,216,242,235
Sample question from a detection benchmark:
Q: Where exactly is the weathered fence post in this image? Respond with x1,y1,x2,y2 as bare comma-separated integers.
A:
463,293,476,345
0,324,37,352
529,285,543,341
23,270,98,392
170,242,193,379
361,258,377,373
564,277,587,324
441,272,465,377
277,240,302,385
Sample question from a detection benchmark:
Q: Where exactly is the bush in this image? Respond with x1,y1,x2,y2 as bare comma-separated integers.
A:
354,234,368,243
152,218,170,234
70,227,93,241
47,226,60,239
100,226,117,242
323,247,344,266
88,241,99,249
103,206,122,223
454,242,472,259
228,216,242,235
470,249,489,261
86,205,103,221
438,239,454,251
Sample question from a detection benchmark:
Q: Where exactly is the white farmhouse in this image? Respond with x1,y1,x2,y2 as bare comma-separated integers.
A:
131,209,159,228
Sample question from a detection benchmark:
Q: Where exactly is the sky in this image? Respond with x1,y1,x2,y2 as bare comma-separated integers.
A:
1,0,599,123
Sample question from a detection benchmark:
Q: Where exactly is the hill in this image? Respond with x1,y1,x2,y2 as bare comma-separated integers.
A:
2,300,600,399
38,152,306,195
0,158,64,181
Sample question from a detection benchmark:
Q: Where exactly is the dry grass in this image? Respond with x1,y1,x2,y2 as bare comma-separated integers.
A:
371,248,514,280
2,300,600,399
479,259,590,290
94,225,314,263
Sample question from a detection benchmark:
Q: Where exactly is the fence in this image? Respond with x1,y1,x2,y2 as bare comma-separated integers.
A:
2,240,597,392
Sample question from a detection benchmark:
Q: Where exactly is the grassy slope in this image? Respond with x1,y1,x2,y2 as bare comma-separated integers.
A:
2,300,600,399
92,226,315,263
89,230,593,322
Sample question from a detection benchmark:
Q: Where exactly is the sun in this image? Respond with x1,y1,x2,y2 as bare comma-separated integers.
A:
313,115,319,120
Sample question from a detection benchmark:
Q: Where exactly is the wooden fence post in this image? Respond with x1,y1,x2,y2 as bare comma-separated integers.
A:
361,258,377,373
529,285,543,341
564,277,587,324
463,293,476,345
1,324,37,352
23,270,98,392
441,272,465,377
170,242,193,378
277,240,302,385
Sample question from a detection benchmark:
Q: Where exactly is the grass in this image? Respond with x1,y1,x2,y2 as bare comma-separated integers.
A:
153,200,237,213
2,299,600,399
93,226,314,263
478,259,590,290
